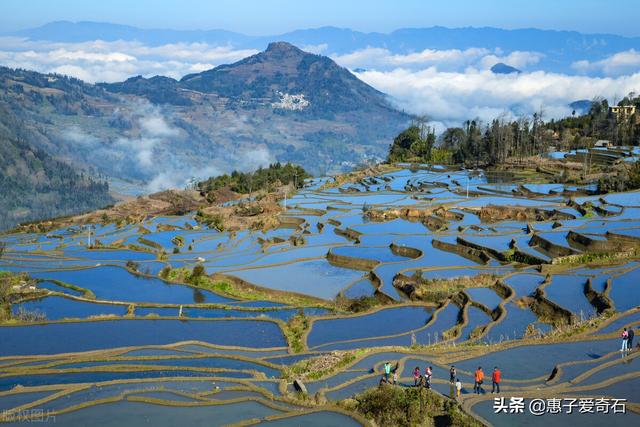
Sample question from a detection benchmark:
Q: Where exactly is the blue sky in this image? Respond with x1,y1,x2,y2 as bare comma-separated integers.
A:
2,0,639,36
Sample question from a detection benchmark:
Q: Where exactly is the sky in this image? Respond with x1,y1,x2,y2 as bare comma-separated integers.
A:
1,0,640,36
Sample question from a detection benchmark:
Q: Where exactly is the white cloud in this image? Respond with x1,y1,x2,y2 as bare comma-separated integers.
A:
0,37,258,83
331,47,543,72
302,43,328,54
332,47,491,71
479,51,544,69
356,67,640,126
572,49,640,77
233,146,275,172
140,115,179,138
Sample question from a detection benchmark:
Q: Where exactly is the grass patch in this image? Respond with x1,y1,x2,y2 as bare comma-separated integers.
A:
284,310,309,353
287,350,360,381
163,267,330,308
336,295,385,313
552,249,638,266
48,279,96,299
401,271,499,303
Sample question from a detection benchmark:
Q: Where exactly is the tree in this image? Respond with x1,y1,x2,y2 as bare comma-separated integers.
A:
388,125,435,163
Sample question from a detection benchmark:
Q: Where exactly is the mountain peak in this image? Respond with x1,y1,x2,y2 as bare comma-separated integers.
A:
490,62,521,74
265,41,303,55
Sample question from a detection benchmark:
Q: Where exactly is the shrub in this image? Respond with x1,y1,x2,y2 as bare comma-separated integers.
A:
159,266,172,279
125,260,139,272
355,386,480,427
190,265,206,283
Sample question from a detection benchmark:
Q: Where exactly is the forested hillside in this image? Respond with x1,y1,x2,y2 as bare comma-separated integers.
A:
0,104,113,230
388,93,640,168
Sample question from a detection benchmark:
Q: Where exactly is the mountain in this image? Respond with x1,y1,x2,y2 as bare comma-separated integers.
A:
490,63,521,74
0,43,409,198
180,41,380,108
9,21,250,46
99,75,191,106
0,103,113,231
569,99,594,115
9,21,640,74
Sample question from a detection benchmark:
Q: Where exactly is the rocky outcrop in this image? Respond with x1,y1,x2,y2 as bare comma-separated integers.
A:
472,205,575,223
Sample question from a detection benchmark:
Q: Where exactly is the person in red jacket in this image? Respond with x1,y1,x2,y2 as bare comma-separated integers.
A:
492,366,501,394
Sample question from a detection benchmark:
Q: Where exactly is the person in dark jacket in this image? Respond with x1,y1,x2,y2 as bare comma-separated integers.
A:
628,328,635,351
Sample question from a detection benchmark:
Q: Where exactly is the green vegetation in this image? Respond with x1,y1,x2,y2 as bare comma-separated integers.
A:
547,95,640,148
337,295,384,313
48,279,96,299
597,160,640,193
352,385,481,427
398,272,499,304
197,163,310,196
0,271,14,321
194,211,225,231
287,351,358,381
284,310,309,353
164,266,329,308
125,260,140,272
388,93,640,169
0,271,47,322
387,122,436,163
553,249,638,266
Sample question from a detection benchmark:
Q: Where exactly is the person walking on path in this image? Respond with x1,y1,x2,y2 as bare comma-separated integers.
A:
621,328,629,352
455,378,462,399
491,366,501,394
413,366,421,386
628,328,635,351
449,365,456,383
424,366,432,389
474,366,484,394
384,362,391,382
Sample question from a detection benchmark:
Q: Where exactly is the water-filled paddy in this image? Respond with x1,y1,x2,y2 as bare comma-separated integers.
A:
307,306,433,347
455,339,618,381
544,275,597,319
13,296,127,320
31,266,234,304
21,400,284,427
227,259,364,299
0,370,251,392
0,319,286,356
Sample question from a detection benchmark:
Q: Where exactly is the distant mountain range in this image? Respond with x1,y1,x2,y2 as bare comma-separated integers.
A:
0,42,408,228
8,21,640,74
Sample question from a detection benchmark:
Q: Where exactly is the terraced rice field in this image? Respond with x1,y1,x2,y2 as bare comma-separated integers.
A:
1,165,639,425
